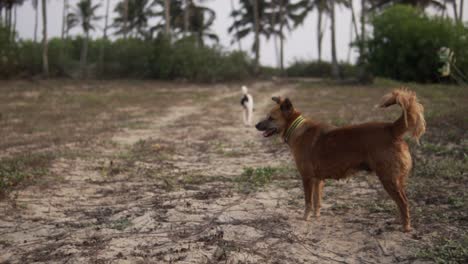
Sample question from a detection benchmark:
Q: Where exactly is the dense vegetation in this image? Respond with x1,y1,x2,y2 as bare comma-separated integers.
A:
367,5,468,83
286,60,358,79
1,1,468,83
2,33,252,82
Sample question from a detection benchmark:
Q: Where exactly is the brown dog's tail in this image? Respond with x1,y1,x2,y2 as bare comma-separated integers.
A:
379,88,426,144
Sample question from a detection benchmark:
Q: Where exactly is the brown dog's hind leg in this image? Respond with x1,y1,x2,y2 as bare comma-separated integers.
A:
313,180,324,217
303,178,313,221
378,175,411,232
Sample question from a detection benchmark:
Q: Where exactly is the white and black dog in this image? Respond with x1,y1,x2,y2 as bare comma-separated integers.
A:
240,85,254,126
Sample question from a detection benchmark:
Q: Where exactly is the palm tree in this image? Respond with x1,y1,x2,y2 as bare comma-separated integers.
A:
307,0,331,62
12,3,17,40
444,0,464,21
151,0,182,37
184,0,190,35
164,0,170,35
229,0,273,73
67,0,102,78
32,0,39,42
61,0,69,39
151,0,217,43
269,0,309,72
370,0,446,10
124,0,129,38
2,1,13,31
2,0,24,40
330,0,339,79
113,0,156,38
316,2,326,62
306,0,348,78
41,0,48,77
173,0,219,45
99,0,111,73
460,0,464,21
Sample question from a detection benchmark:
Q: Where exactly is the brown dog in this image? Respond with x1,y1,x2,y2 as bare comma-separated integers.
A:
255,88,425,232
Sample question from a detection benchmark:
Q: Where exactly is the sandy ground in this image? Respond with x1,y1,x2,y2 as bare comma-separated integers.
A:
0,81,450,263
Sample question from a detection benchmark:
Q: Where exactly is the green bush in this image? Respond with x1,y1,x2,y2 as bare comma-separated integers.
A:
367,5,468,82
287,60,332,78
1,34,253,81
150,36,251,82
286,60,357,79
0,24,20,78
103,38,153,78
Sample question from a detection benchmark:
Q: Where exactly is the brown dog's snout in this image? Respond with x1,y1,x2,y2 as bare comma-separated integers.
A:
255,121,266,131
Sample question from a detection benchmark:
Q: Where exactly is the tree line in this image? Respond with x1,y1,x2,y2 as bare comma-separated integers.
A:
0,0,466,80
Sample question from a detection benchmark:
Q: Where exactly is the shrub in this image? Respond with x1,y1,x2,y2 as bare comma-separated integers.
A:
103,38,153,78
367,5,468,83
150,36,252,82
286,60,358,79
0,24,20,78
287,60,332,78
3,35,253,81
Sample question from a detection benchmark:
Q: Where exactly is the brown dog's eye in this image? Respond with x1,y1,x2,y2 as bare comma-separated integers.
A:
268,116,274,121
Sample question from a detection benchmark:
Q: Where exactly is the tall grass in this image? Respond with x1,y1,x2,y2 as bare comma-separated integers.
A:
1,32,253,82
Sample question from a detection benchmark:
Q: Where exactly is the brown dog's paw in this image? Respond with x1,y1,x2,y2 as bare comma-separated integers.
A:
403,225,412,233
303,212,312,221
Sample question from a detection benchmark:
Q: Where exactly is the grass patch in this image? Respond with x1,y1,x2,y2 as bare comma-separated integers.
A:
416,237,468,264
413,156,467,180
129,139,175,163
109,218,132,231
236,166,294,193
0,153,54,196
330,202,358,212
365,200,395,214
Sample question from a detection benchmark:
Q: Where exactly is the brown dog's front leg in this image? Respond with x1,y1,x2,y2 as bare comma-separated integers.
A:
303,178,313,221
313,180,324,217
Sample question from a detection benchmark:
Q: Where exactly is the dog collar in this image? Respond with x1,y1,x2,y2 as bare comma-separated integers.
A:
284,115,305,143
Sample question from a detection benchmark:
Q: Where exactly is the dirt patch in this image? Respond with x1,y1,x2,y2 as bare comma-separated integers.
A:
0,80,466,263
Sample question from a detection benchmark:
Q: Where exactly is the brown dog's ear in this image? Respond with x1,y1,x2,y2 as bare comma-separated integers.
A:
272,96,282,104
280,98,293,116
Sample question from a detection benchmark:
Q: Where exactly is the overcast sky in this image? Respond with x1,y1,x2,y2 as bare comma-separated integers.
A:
14,0,466,67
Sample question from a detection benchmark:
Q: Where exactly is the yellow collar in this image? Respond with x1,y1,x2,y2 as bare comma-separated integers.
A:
284,115,305,143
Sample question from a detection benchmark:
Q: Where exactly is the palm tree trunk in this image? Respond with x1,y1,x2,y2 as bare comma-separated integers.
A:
6,7,11,29
271,1,279,68
317,10,323,62
5,8,9,27
452,1,459,21
124,0,129,39
357,0,370,83
184,0,190,36
349,0,360,43
164,0,171,36
4,7,8,28
12,5,17,42
253,0,260,74
61,0,68,40
347,17,353,63
360,0,366,60
80,32,89,79
34,1,38,42
460,0,464,22
279,0,285,74
230,0,242,51
99,0,111,74
42,0,49,77
330,0,340,79
7,7,12,34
